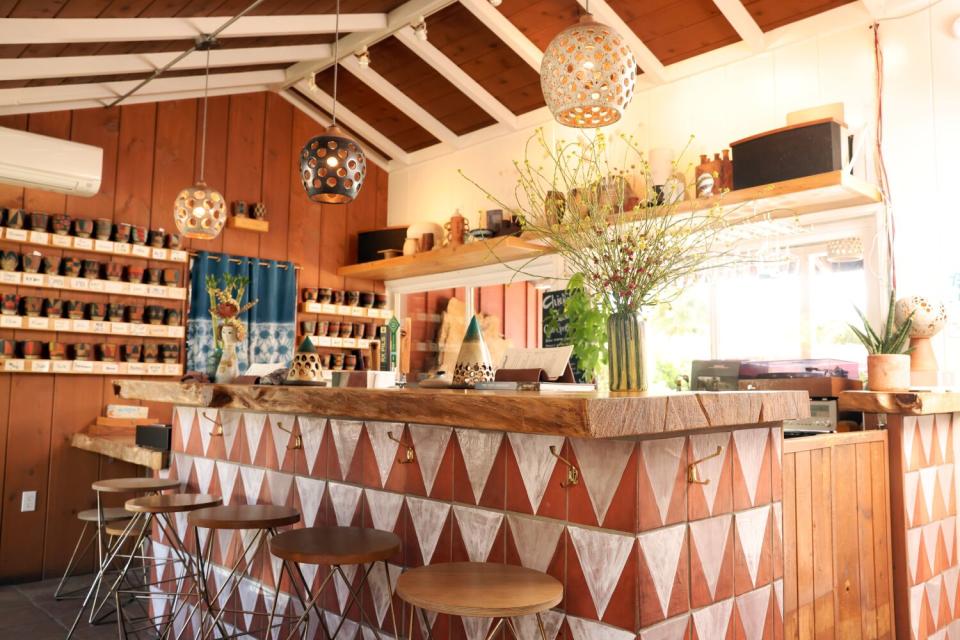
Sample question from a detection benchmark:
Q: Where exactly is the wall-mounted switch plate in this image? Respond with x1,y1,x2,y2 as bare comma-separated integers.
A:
21,491,36,512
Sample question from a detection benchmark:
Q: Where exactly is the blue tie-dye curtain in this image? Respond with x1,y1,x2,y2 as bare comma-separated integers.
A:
186,251,297,374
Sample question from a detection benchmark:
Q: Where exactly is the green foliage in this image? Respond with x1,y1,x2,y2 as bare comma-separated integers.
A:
848,291,914,355
545,273,608,381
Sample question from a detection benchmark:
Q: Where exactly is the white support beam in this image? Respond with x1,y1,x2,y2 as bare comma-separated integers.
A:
393,25,519,128
458,0,543,70
340,56,459,146
710,0,765,51
0,45,332,82
859,0,885,19
572,0,668,84
295,78,411,165
0,14,386,45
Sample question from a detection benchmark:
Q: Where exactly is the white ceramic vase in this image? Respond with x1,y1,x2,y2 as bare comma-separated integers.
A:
216,324,240,384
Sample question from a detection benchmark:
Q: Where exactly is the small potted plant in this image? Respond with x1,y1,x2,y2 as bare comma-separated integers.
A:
849,291,915,391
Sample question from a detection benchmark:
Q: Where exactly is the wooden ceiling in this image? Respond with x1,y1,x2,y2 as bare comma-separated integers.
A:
0,0,865,167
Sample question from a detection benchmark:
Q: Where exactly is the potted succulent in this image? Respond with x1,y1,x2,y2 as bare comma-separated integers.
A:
849,291,915,391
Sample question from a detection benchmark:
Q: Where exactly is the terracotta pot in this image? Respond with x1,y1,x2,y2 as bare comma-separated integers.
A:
123,343,142,363
86,302,105,321
317,288,332,304
0,339,14,359
332,353,345,370
29,212,49,232
339,322,354,338
1,251,18,272
94,218,112,241
62,257,82,277
21,253,42,273
143,344,159,363
327,321,340,337
319,353,331,369
43,299,63,318
73,343,92,361
344,354,357,370
867,354,912,391
330,290,344,305
98,344,118,362
164,309,181,326
148,230,165,248
131,225,148,245
81,259,100,279
73,218,93,238
166,233,181,249
317,320,329,336
102,262,122,282
302,288,319,302
126,265,144,283
354,323,367,339
106,303,124,322
21,340,43,360
47,342,67,361
126,305,144,324
22,296,42,317
1,294,19,316
145,305,164,325
42,255,61,275
345,290,360,307
146,268,162,284
65,300,84,319
301,320,317,336
113,222,132,243
161,269,180,286
374,293,388,309
52,213,71,236
359,292,375,308
160,343,179,364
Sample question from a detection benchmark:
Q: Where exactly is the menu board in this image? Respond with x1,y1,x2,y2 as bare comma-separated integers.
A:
541,290,588,382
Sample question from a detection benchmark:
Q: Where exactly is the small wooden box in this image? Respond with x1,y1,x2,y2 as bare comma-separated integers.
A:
730,118,847,190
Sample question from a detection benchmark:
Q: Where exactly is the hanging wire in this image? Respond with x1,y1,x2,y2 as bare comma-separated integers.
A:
199,47,210,184
332,0,341,126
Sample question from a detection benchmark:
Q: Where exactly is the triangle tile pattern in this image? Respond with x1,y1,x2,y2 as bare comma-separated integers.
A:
220,410,242,460
507,432,564,513
567,615,635,640
295,477,326,527
407,496,450,565
194,457,215,494
638,523,686,619
456,428,503,503
689,432,730,515
270,413,293,468
736,585,771,640
216,461,239,505
461,616,493,640
365,488,404,532
920,416,936,466
641,437,685,525
198,410,215,457
268,470,294,506
922,467,938,523
328,482,362,526
330,420,363,479
366,561,401,626
568,525,634,619
240,466,266,505
174,453,193,489
906,472,920,527
333,565,358,613
243,412,267,465
175,406,196,451
366,421,403,486
409,424,452,496
570,438,634,525
736,505,771,589
323,612,359,639
513,610,565,639
640,614,690,640
299,416,326,475
733,429,767,506
905,416,918,468
693,598,733,638
690,514,732,600
911,582,925,639
452,505,503,562
507,512,564,573
938,417,951,463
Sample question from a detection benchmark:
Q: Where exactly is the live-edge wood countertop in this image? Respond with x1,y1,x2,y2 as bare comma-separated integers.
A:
115,381,808,439
839,390,960,415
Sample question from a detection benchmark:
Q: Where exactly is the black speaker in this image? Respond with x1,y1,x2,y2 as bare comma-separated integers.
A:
357,227,409,264
730,119,845,190
135,423,172,452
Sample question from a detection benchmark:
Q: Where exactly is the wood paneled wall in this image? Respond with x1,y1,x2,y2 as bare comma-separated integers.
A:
0,92,388,582
782,430,895,639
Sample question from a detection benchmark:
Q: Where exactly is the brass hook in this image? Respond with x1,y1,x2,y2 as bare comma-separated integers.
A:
687,445,723,485
202,411,223,437
549,445,579,487
275,420,303,450
387,431,415,464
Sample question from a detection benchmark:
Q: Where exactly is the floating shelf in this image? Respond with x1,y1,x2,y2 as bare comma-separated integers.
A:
0,358,182,375
336,236,550,281
70,431,166,469
0,228,188,263
0,314,184,338
299,302,393,319
227,217,270,233
303,335,377,350
0,271,187,301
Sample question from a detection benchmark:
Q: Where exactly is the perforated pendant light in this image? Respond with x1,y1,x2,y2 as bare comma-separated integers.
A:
299,0,367,204
540,1,637,128
174,45,226,239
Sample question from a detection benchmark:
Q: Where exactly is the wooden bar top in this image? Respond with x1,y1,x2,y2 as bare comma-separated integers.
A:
839,390,960,415
115,380,808,439
70,431,166,470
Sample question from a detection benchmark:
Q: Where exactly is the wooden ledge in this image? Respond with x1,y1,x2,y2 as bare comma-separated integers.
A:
839,390,960,415
115,381,808,439
70,431,166,470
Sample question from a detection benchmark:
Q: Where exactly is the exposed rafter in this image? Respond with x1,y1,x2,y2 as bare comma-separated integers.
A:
0,14,386,45
458,0,543,70
710,0,766,51
0,45,332,82
571,0,668,84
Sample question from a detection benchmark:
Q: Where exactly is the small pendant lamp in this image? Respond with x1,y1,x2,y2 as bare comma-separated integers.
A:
174,44,226,239
299,0,367,204
540,2,637,128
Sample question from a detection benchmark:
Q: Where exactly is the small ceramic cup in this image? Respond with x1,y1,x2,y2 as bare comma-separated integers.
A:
345,290,360,307
0,339,14,359
113,222,132,244
344,354,358,370
164,309,181,326
98,343,118,362
106,303,125,322
302,288,319,303
339,322,353,338
47,342,67,361
317,320,329,336
326,321,340,337
374,293,388,309
22,296,42,317
73,218,93,238
252,202,266,220
1,294,20,316
4,208,25,229
317,288,332,304
73,343,93,361
1,250,18,272
359,292,375,308
126,305,144,324
131,225,148,245
331,290,345,305
126,264,144,283
21,253,42,273
143,343,159,363
28,212,49,232
94,218,112,241
301,320,317,336
86,302,105,321
145,305,164,325
52,213,71,236
43,298,63,318
81,259,101,279
148,229,165,248
160,343,179,364
145,268,162,285
123,343,142,363
166,233,181,250
41,255,61,275
104,262,124,281
332,353,345,370
319,353,331,369
231,201,248,217
21,340,43,360
62,257,82,277
354,323,367,339
65,300,84,319
161,269,179,286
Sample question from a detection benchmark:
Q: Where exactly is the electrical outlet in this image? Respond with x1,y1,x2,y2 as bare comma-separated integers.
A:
20,491,36,512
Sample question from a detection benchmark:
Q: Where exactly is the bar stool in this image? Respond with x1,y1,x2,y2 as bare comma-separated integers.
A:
186,504,301,639
396,562,562,640
269,526,402,639
54,507,129,600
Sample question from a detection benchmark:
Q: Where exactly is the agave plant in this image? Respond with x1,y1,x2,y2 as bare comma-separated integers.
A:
849,291,914,355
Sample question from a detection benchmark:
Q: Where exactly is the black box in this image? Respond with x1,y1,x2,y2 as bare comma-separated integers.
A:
135,423,172,452
730,119,845,190
357,227,408,264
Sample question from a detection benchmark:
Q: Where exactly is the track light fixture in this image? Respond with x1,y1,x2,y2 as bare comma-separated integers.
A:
356,47,371,68
413,17,428,41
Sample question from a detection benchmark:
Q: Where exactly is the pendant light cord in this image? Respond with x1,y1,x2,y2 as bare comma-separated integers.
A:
332,0,341,126
199,47,210,184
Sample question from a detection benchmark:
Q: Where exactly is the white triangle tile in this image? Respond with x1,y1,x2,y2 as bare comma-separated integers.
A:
570,438,634,524
324,611,359,639
365,421,403,486
736,585,771,640
733,428,768,506
910,583,924,640
361,627,396,640
690,514,732,599
908,527,922,583
924,522,941,577
452,505,503,562
904,417,918,466
689,432,730,514
299,416,326,475
774,579,783,616
940,465,954,512
333,565,358,613
269,552,283,590
269,413,293,467
262,591,290,640
932,630,948,640
919,416,936,464
300,564,318,593
462,616,493,640
216,461,239,505
328,482,362,526
193,457,215,494
149,585,168,622
507,512,564,573
175,406,196,450
928,578,942,629
330,420,363,478
406,496,451,564
641,437,685,524
174,452,193,488
456,429,503,503
567,615,635,640
569,525,633,619
508,432,565,512
240,466,266,505
950,620,960,640
295,476,326,527
198,410,214,456
513,610,564,640
945,567,959,619
267,470,294,506
220,410,242,459
217,529,234,563
409,424,452,495
157,466,170,480
640,614,689,640
366,561,401,625
921,467,938,521
240,528,262,570
938,418,951,463
365,488,404,533
243,412,267,464
638,523,686,619
736,505,770,588
237,577,260,631
905,472,920,526
945,517,956,566
693,598,734,639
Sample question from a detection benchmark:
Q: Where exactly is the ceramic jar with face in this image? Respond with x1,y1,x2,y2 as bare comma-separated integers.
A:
113,222,132,243
104,263,124,282
143,344,159,363
148,230,165,248
81,260,100,279
1,294,19,316
73,218,94,238
94,218,112,241
73,343,92,361
21,253,42,273
160,343,179,364
22,296,42,317
1,251,18,272
164,309,181,326
123,343,142,363
21,340,43,360
52,214,71,236
62,257,82,277
145,305,164,325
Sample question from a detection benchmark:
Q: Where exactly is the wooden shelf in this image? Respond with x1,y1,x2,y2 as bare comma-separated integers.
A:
0,228,188,263
227,217,269,233
0,314,184,338
0,271,187,301
303,335,377,350
0,358,182,375
336,236,550,281
71,431,166,470
299,302,393,319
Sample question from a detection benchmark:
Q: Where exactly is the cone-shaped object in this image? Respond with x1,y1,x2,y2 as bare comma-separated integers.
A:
287,337,323,385
452,316,495,388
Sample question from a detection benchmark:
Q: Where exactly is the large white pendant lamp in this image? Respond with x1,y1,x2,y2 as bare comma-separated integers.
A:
174,44,226,239
540,3,637,128
299,0,367,204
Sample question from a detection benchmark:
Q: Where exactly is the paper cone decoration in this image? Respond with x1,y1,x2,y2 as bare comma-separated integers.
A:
287,337,323,384
452,316,495,387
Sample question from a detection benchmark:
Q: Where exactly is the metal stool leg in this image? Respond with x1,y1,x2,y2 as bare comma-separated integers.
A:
54,522,95,600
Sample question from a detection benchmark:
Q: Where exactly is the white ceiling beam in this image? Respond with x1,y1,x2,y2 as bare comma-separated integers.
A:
394,25,519,128
572,0,668,84
859,0,885,19
710,0,765,51
295,78,411,165
0,14,386,45
0,70,285,108
457,0,543,70
340,56,459,146
0,45,332,82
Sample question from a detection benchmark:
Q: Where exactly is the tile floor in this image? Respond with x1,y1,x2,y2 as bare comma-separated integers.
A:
0,576,127,639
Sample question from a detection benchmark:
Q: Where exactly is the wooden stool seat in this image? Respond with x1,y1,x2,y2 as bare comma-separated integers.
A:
396,562,562,618
92,477,180,494
188,504,300,530
270,526,400,566
104,520,136,537
125,494,221,514
77,507,129,523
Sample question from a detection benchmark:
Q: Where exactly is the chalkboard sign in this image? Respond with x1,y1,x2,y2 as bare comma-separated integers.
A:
542,290,588,382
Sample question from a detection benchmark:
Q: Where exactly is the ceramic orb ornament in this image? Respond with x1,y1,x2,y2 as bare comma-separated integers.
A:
894,295,948,386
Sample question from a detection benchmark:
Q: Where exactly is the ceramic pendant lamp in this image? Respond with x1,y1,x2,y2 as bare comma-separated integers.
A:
540,1,637,128
299,0,367,204
173,45,226,239
452,316,495,388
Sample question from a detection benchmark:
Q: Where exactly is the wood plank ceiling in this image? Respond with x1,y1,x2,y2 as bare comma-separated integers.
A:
0,0,861,165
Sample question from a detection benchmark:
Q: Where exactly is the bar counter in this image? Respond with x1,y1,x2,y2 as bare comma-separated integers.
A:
117,380,807,639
